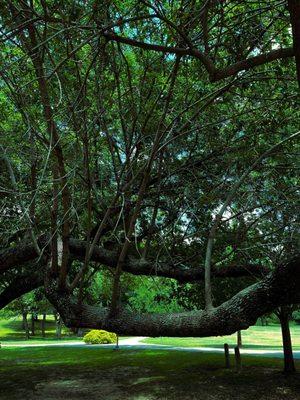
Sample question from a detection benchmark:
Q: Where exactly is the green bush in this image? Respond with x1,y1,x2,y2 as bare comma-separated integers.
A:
292,310,300,324
83,329,117,344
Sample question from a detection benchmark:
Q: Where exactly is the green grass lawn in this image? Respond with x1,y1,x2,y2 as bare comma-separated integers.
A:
142,324,300,350
0,317,130,345
0,316,79,343
1,319,300,399
2,316,300,351
0,346,300,400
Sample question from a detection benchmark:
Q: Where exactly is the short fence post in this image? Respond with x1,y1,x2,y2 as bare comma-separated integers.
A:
224,343,230,368
234,346,242,372
115,334,119,350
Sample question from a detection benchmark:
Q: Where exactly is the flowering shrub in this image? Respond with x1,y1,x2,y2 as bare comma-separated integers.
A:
83,329,117,344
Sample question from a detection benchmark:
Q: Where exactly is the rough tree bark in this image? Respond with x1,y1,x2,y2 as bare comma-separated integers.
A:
45,256,300,337
0,272,43,309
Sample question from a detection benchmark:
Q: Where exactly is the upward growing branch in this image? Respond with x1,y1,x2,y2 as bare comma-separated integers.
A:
25,23,72,290
0,146,41,256
109,56,181,316
204,130,300,310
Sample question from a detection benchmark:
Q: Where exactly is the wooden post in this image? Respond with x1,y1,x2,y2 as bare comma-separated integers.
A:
115,334,119,350
224,343,230,368
234,346,242,372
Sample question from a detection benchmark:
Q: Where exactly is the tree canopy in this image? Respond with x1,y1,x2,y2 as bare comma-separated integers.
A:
0,0,299,337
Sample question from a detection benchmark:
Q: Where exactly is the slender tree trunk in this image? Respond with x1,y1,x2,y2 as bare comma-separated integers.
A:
237,330,242,348
41,313,46,338
56,315,62,339
22,313,25,330
22,312,30,339
234,346,242,372
31,313,35,336
279,306,296,374
77,328,83,337
224,343,230,368
260,316,266,326
26,22,72,291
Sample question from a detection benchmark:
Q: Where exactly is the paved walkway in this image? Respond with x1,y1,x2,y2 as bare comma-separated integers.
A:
2,336,300,359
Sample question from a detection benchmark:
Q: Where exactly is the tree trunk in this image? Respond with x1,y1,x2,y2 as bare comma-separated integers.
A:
56,315,62,339
237,330,242,348
41,313,46,338
234,346,242,372
22,312,25,330
279,306,296,374
77,328,84,337
31,313,35,336
22,312,30,339
224,343,230,368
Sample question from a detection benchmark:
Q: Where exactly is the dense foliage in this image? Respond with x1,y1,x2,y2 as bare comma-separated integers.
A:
0,1,299,334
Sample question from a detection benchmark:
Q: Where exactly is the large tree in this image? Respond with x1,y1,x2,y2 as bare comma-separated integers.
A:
0,0,299,337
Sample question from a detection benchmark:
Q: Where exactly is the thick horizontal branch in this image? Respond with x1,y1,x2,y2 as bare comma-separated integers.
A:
0,273,43,309
103,31,216,75
71,238,267,281
0,237,267,283
47,256,300,337
104,31,294,82
213,47,294,81
0,235,49,273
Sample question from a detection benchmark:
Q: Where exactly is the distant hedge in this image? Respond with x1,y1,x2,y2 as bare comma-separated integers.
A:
83,329,117,344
